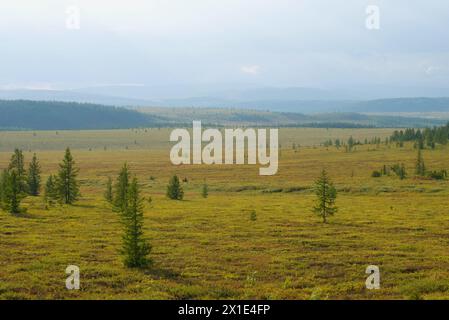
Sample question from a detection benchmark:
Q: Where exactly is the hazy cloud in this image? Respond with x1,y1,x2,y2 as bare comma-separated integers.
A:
0,0,448,93
241,65,260,75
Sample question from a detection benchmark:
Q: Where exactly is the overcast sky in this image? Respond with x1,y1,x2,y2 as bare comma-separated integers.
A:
1,0,448,93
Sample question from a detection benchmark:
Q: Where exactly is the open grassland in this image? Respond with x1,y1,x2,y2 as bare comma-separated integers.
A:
0,127,395,152
1,128,449,300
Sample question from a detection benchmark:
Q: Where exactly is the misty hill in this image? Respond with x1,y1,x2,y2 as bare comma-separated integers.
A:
137,97,449,114
0,100,446,131
140,107,446,128
348,98,449,113
2,88,449,114
0,89,154,107
0,100,157,130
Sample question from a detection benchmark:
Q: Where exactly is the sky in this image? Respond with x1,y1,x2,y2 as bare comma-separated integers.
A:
0,0,448,96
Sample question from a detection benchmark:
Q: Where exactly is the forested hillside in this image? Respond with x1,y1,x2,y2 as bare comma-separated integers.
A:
0,100,158,130
0,99,446,130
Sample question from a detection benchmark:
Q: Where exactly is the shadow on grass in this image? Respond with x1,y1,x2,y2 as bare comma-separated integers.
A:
71,203,96,209
142,264,181,280
12,211,41,219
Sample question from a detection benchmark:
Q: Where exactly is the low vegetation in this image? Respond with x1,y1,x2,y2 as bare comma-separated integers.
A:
1,125,449,299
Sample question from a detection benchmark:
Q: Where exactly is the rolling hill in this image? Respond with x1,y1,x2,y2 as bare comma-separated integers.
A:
0,100,158,130
0,99,446,130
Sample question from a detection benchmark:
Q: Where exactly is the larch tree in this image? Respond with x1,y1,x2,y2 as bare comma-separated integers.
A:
44,175,58,206
3,170,23,214
121,176,151,268
56,148,80,205
313,169,337,223
201,183,208,198
415,149,426,176
27,153,41,196
0,169,8,209
114,163,130,212
104,176,113,203
166,175,184,200
8,149,27,193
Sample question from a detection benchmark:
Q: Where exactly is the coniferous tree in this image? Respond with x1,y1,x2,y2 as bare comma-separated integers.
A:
415,149,426,176
114,163,130,212
347,136,355,152
201,183,208,198
335,139,341,149
121,177,151,268
3,170,23,214
44,175,58,206
398,164,407,180
166,175,184,200
0,169,7,209
391,164,407,179
0,170,9,210
104,176,113,203
313,170,337,223
8,149,27,193
27,153,41,196
56,148,80,204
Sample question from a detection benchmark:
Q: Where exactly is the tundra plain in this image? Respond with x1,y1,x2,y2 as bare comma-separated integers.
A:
1,127,449,300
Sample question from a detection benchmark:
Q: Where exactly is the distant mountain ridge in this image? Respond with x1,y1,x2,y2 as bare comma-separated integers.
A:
348,98,449,113
1,88,448,114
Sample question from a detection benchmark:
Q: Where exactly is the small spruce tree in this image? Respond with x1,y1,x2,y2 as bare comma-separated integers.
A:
121,177,151,268
0,169,8,209
3,170,24,214
250,210,257,221
166,175,184,200
313,170,337,223
415,149,426,176
27,153,41,196
8,149,27,193
347,136,355,152
56,148,80,204
104,176,113,203
44,175,58,206
201,183,208,198
114,163,130,212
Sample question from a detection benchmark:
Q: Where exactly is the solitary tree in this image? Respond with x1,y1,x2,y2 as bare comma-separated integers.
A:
114,163,130,212
415,149,426,176
27,154,41,196
104,176,113,203
201,183,208,198
56,148,80,204
44,175,58,206
121,177,151,268
166,175,184,200
313,170,337,223
9,149,27,193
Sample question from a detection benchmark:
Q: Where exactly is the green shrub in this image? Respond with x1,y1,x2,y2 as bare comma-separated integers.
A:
371,170,382,178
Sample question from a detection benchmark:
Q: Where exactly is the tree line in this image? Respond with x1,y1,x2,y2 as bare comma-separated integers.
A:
390,122,449,149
